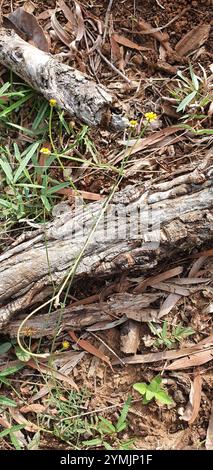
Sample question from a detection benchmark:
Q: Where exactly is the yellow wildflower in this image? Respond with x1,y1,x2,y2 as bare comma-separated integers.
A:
40,147,51,155
62,340,70,350
49,98,57,107
129,119,138,128
144,112,158,122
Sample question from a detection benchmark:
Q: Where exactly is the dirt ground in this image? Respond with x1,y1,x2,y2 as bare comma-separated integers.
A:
0,0,212,451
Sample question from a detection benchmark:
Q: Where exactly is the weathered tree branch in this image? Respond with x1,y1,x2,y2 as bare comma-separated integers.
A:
0,156,212,330
0,27,127,129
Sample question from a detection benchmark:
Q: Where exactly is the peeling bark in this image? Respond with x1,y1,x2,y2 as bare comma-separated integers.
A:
0,156,212,330
2,293,160,338
0,27,127,130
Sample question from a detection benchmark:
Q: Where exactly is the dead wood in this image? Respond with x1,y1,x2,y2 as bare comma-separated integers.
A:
2,293,160,338
0,27,127,130
0,155,212,330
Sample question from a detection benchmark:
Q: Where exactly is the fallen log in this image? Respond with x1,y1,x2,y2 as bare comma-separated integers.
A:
0,155,212,330
0,27,127,130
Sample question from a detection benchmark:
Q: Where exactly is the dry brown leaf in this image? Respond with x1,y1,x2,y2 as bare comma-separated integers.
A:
27,359,79,390
23,1,35,14
191,248,213,258
37,10,54,20
8,408,39,432
174,277,210,285
181,374,202,424
158,293,181,318
158,254,209,318
138,18,175,56
112,335,213,365
110,35,124,66
52,351,85,374
112,33,152,52
134,266,183,293
58,0,76,28
29,384,54,403
87,316,127,331
6,7,49,52
120,321,140,354
206,404,213,450
70,1,85,50
165,348,213,370
122,126,184,159
188,256,207,277
175,24,211,57
150,281,190,296
68,331,113,370
51,10,72,47
56,187,103,201
20,404,46,414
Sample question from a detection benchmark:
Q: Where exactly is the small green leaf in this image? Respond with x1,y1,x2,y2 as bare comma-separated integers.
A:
0,364,24,377
155,390,173,405
116,396,131,431
46,182,70,195
162,321,168,338
15,346,31,362
116,422,127,433
119,439,135,450
13,142,40,183
0,198,12,208
189,64,200,91
0,377,11,386
145,390,155,401
0,342,12,355
0,396,17,407
193,129,213,135
149,375,162,391
0,424,24,438
177,70,191,86
41,194,51,211
98,416,116,434
133,383,147,396
10,432,23,450
0,159,13,183
103,441,114,450
177,90,197,112
82,438,102,447
0,82,11,95
148,322,159,336
0,92,33,118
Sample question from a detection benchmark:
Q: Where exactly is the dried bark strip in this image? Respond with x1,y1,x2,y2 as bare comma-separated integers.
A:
2,293,160,337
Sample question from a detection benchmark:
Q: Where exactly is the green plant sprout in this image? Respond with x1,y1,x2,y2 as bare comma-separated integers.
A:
133,375,173,405
83,396,134,450
148,321,195,349
0,364,24,408
0,424,24,450
170,64,212,117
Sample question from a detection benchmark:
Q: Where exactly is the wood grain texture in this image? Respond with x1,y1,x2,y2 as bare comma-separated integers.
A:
0,155,212,329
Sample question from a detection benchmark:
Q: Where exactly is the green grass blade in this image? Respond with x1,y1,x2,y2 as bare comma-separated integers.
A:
13,142,40,183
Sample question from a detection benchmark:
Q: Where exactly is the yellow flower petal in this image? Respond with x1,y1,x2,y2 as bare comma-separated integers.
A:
40,147,51,155
129,119,138,128
62,340,70,350
144,112,158,122
49,99,57,107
